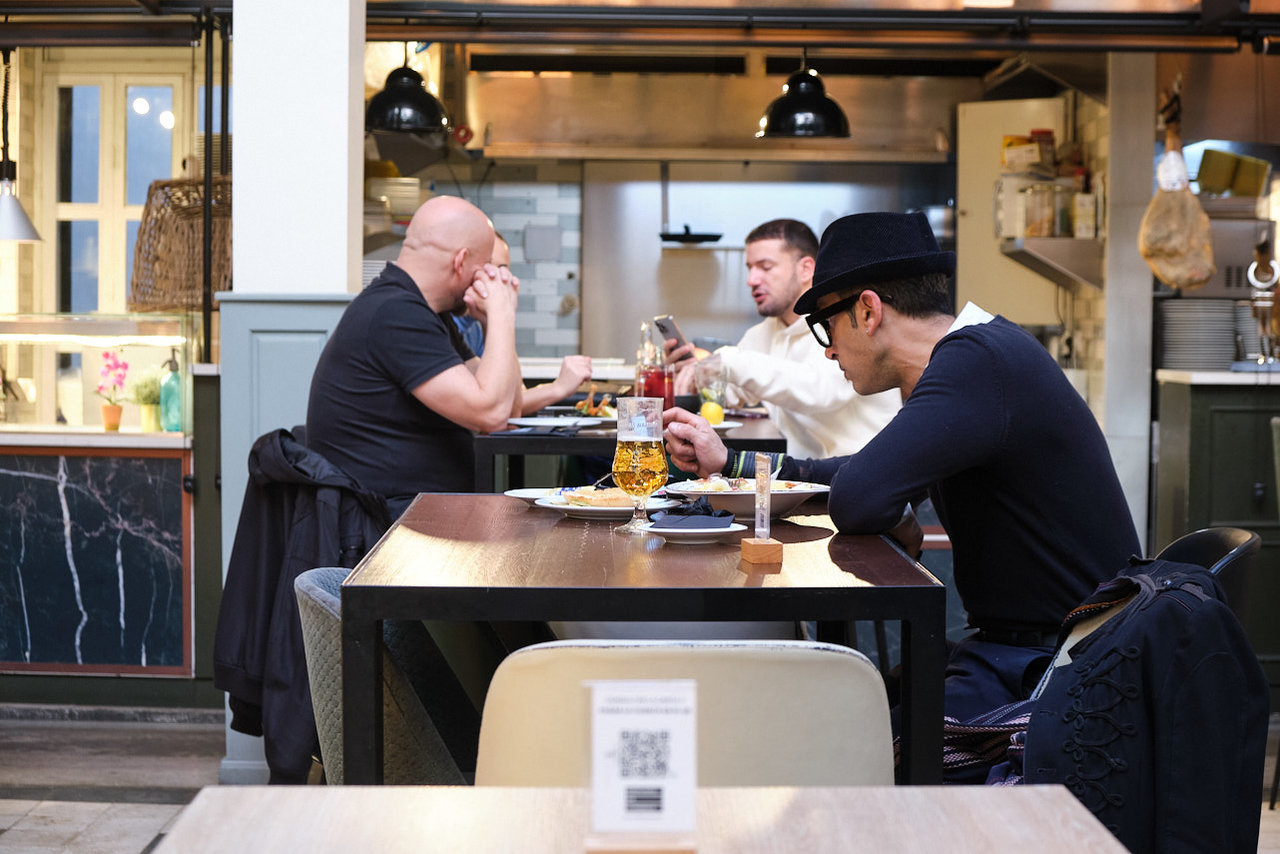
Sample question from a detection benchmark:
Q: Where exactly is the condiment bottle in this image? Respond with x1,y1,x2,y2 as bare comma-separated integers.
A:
635,322,673,409
160,347,182,432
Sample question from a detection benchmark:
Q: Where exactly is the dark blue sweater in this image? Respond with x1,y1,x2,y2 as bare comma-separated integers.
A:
781,316,1140,632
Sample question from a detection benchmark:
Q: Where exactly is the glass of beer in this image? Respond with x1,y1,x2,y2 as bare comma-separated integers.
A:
612,396,668,534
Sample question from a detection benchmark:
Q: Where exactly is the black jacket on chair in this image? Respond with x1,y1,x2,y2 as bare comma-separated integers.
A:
213,427,391,784
1022,558,1269,854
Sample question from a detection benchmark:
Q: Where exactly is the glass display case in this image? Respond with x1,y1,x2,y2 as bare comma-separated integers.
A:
0,313,201,677
0,313,194,434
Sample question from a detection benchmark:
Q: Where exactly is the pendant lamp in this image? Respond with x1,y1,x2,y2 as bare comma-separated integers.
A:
1,49,40,242
755,52,849,139
365,43,449,134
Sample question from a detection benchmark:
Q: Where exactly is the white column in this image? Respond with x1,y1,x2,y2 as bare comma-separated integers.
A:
1103,53,1157,550
233,0,364,296
220,0,365,785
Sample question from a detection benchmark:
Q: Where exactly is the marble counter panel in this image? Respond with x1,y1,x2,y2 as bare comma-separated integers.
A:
0,450,189,674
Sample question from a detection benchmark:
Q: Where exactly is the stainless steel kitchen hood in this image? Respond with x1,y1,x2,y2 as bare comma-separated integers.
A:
455,46,984,162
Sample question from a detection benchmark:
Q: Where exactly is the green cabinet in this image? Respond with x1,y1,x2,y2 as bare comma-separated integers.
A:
1155,375,1280,707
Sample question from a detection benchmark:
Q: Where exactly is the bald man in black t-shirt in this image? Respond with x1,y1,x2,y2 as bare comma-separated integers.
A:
306,195,523,515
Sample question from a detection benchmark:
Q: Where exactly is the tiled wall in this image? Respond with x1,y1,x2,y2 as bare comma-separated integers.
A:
1072,94,1111,421
419,160,585,357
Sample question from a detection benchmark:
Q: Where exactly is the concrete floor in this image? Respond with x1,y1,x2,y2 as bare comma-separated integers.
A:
0,708,222,854
0,706,1277,853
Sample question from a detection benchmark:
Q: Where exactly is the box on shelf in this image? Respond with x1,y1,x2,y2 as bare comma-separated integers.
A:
1073,193,1098,239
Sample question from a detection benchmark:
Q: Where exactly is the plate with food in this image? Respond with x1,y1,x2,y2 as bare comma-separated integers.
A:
534,487,679,520
637,520,747,544
504,487,558,504
575,384,617,419
663,477,829,521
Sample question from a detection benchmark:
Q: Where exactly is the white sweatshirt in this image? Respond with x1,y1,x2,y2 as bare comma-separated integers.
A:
717,315,902,460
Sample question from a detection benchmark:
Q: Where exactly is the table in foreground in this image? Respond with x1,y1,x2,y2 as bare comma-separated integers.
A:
155,785,1124,853
341,493,946,785
473,417,786,492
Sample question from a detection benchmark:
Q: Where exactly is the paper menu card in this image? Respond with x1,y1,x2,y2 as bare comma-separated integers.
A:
590,679,697,838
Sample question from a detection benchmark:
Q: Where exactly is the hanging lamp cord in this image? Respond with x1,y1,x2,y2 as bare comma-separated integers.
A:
2,48,11,165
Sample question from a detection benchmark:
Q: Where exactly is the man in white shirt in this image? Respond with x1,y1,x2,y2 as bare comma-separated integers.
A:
673,218,900,459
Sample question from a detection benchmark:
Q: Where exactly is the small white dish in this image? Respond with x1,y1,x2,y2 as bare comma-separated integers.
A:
504,487,557,504
508,416,603,428
534,495,680,521
638,521,747,544
710,420,743,433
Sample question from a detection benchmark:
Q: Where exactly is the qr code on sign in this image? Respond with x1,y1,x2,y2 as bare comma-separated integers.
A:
618,729,670,778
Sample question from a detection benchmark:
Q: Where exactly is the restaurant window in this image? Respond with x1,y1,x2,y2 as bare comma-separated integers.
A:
45,73,185,315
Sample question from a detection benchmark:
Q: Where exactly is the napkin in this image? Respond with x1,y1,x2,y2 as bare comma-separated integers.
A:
649,498,735,529
492,425,582,436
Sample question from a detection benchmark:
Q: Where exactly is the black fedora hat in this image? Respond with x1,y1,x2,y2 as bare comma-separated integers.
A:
794,211,955,315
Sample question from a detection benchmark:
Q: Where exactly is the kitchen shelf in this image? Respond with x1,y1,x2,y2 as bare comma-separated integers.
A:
660,244,745,251
1000,237,1104,291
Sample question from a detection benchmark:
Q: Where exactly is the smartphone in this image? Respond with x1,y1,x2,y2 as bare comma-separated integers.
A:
652,314,689,351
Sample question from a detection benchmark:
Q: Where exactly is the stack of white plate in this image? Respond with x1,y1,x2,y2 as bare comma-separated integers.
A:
1160,300,1237,370
1235,300,1261,360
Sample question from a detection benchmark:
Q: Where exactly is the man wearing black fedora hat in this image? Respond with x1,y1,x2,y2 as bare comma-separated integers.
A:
666,211,1140,768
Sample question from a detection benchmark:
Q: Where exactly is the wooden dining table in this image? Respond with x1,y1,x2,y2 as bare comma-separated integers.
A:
473,416,787,492
341,493,947,786
155,784,1124,853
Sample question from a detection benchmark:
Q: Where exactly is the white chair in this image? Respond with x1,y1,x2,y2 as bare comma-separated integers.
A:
474,639,893,787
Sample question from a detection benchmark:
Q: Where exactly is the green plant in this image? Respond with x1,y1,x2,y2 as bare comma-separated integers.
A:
126,367,163,406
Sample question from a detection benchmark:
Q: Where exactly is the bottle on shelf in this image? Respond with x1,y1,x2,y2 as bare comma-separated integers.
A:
160,347,182,432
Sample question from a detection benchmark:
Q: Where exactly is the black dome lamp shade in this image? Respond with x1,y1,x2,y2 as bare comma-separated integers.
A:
755,59,849,139
365,65,449,133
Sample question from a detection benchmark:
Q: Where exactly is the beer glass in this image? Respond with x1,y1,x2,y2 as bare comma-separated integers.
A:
612,396,668,534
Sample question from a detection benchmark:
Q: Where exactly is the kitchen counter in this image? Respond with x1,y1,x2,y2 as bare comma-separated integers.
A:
520,357,633,382
0,425,190,449
1155,369,1280,386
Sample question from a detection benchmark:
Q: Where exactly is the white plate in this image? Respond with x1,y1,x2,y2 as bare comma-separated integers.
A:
710,420,743,433
508,416,602,428
504,487,557,504
534,495,680,520
638,520,747,544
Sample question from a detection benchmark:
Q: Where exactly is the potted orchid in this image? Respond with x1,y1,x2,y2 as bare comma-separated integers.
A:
96,350,128,431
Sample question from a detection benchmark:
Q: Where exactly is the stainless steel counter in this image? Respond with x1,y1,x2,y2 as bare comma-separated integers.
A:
1156,369,1280,386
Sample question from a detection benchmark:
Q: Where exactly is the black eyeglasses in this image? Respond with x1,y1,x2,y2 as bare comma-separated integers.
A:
806,291,891,347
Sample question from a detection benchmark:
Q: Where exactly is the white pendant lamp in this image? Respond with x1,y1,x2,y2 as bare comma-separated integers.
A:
1,48,40,242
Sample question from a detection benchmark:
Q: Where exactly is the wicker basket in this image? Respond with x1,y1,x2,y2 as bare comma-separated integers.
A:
129,176,232,312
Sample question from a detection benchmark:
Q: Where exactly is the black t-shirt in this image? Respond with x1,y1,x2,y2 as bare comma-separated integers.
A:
306,263,477,512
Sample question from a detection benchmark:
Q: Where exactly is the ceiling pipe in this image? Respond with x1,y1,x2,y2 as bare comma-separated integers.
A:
366,24,1245,54
0,21,200,46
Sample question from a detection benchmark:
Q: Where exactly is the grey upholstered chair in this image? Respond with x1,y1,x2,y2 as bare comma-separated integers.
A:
474,638,894,787
294,567,466,785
